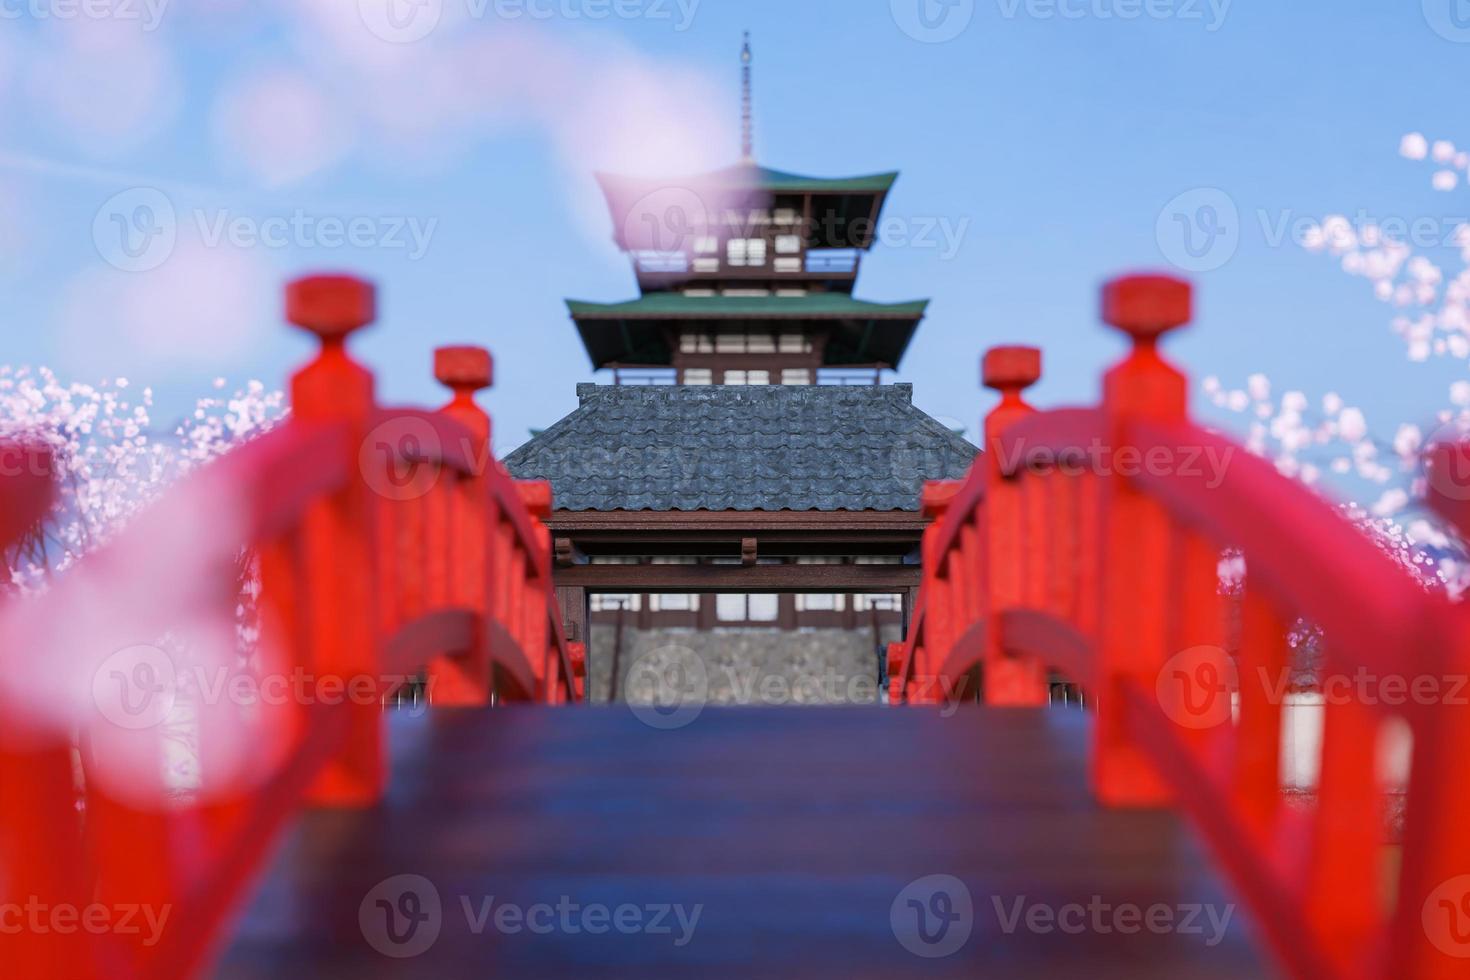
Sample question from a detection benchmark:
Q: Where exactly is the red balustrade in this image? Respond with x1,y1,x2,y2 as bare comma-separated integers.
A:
0,274,583,979
891,273,1470,980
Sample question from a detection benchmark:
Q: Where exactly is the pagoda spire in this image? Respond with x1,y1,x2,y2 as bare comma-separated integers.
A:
740,31,754,161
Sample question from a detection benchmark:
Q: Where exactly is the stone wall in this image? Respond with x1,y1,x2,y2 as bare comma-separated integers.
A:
586,626,903,706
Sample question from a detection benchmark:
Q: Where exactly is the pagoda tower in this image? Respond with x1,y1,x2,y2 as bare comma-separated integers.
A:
507,36,973,704
568,33,929,387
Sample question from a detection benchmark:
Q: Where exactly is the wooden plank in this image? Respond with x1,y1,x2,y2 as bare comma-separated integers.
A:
217,706,1273,980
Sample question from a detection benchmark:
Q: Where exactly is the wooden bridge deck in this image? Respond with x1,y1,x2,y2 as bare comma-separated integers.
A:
217,706,1275,978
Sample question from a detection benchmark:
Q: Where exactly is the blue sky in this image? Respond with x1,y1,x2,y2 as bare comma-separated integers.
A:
2,0,1469,470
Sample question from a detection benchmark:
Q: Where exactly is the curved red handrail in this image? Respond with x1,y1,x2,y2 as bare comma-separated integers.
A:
895,276,1470,980
0,274,582,980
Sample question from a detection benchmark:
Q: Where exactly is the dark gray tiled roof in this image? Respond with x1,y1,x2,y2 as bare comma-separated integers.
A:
502,384,978,512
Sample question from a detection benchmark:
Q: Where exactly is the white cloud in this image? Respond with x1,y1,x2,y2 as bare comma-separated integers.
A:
54,238,274,379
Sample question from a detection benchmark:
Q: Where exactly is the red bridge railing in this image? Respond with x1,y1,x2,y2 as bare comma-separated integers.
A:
889,274,1470,979
0,274,584,979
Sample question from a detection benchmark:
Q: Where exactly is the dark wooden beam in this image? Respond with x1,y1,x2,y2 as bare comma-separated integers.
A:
554,563,920,593
546,510,929,534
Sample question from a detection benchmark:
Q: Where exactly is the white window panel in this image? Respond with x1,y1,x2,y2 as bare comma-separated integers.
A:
781,369,811,386
716,594,747,621
693,258,720,273
682,288,716,298
682,368,713,386
745,239,767,264
779,333,810,352
748,595,779,621
746,333,775,353
775,288,807,297
726,239,748,267
796,594,844,612
722,288,771,297
591,594,642,612
774,257,802,273
773,208,798,224
745,370,770,385
694,235,718,254
724,370,749,386
775,234,802,254
716,334,745,353
652,594,699,611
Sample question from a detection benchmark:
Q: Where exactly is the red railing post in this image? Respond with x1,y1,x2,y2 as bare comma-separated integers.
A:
915,481,957,705
516,481,556,701
285,274,385,806
1095,274,1192,806
432,345,494,706
981,345,1049,705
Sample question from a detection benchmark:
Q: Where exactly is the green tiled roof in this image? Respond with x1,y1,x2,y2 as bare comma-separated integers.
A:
567,294,928,320
596,163,899,196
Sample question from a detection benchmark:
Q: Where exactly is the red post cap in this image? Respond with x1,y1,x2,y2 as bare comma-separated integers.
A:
286,274,376,339
920,479,960,519
1101,274,1192,339
435,346,493,391
982,346,1041,391
516,480,554,520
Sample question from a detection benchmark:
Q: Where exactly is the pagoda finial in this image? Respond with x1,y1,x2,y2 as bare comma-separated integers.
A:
740,31,754,162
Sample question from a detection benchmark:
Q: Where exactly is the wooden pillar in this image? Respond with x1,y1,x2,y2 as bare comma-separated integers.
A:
285,274,384,807
981,345,1048,705
777,593,797,630
1094,274,1192,807
557,585,588,644
431,345,493,706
